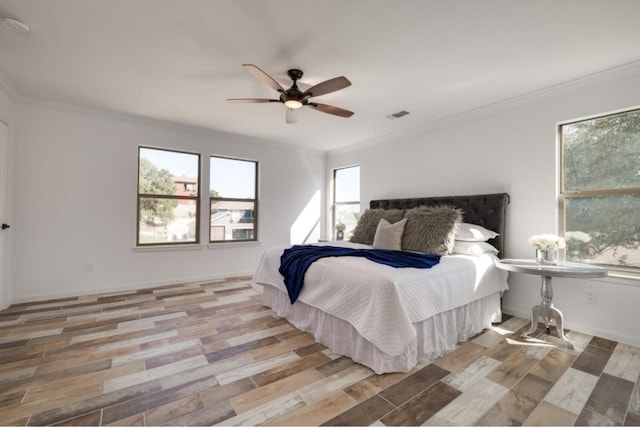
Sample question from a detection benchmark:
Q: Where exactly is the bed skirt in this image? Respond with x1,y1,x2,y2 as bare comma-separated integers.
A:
262,285,502,374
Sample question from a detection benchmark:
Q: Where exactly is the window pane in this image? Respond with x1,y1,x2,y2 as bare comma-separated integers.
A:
565,195,640,268
138,197,197,244
137,147,200,246
210,157,256,198
139,148,199,196
335,166,360,202
335,203,360,240
562,110,640,191
210,200,255,241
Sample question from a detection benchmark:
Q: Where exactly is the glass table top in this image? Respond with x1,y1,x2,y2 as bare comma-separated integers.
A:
496,259,608,278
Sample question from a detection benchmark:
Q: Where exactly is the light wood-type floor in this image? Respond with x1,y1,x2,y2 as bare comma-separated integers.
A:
1,276,639,426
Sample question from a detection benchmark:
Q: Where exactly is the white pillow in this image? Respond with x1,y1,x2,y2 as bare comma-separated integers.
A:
455,223,499,242
372,218,407,250
452,241,499,256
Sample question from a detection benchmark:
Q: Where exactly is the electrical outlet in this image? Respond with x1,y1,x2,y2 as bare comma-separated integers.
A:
85,262,95,273
586,287,597,304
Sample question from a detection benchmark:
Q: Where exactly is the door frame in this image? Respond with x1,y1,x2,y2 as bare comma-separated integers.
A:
0,120,8,309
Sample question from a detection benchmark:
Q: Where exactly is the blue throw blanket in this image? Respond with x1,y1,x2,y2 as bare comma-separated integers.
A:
279,245,441,304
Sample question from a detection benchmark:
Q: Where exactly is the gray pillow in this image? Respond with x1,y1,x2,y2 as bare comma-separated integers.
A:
372,218,407,250
401,205,462,255
350,208,404,245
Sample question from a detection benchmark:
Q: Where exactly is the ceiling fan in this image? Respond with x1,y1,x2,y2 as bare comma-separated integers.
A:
227,64,354,124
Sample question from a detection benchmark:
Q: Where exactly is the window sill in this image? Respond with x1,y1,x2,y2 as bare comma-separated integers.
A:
133,241,263,252
133,244,204,252
578,270,640,289
207,241,262,249
596,271,640,287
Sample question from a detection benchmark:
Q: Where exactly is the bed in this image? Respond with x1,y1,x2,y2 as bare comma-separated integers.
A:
252,193,510,374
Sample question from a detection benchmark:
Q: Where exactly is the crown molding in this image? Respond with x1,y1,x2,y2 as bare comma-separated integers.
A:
330,59,640,155
5,82,325,154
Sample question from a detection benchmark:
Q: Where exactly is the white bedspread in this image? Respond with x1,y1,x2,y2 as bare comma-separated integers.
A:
253,241,508,357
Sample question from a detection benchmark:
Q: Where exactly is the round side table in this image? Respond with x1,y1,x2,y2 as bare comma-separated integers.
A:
495,259,607,349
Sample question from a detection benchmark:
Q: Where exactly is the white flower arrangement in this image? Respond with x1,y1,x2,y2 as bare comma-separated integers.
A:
528,234,566,250
565,231,592,243
335,222,346,232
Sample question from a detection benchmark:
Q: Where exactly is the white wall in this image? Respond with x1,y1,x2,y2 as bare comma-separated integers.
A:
11,103,325,302
6,63,640,346
327,63,640,347
0,85,15,309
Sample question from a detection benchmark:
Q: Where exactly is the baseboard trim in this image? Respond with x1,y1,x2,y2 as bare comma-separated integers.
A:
10,270,256,304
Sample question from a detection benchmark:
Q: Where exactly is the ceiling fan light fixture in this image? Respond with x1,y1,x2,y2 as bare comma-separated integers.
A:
284,99,303,109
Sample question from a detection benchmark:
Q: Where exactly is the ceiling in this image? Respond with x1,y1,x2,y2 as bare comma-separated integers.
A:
1,0,640,151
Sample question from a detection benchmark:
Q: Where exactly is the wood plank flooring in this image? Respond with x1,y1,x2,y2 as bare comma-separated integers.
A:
1,276,639,426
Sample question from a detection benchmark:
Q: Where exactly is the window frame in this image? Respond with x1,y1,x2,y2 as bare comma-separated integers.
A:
558,106,640,276
136,146,201,247
332,165,360,240
209,155,259,243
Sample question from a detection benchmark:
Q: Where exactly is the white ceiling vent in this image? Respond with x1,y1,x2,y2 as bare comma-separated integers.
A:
386,110,410,119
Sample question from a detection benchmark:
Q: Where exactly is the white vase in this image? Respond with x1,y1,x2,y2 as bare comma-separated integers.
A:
536,248,557,265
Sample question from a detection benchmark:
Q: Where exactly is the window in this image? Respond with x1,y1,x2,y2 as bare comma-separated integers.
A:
137,147,200,245
560,108,640,273
210,156,258,242
333,165,360,240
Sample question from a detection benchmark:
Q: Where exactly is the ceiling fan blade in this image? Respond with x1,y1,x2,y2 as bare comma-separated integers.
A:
285,108,298,124
308,103,354,118
242,64,285,93
227,98,280,103
302,76,351,98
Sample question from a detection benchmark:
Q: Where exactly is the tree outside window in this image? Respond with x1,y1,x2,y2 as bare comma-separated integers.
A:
560,108,640,272
137,147,200,245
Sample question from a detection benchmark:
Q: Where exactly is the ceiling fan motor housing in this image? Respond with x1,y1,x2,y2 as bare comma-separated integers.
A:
287,69,304,81
282,69,307,104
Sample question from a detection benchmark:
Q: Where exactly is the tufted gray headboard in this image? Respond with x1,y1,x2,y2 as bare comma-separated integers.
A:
369,193,510,258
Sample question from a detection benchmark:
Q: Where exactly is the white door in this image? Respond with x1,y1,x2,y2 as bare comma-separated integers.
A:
0,121,8,309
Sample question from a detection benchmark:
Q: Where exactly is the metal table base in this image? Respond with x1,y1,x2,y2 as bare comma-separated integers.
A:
523,274,573,349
